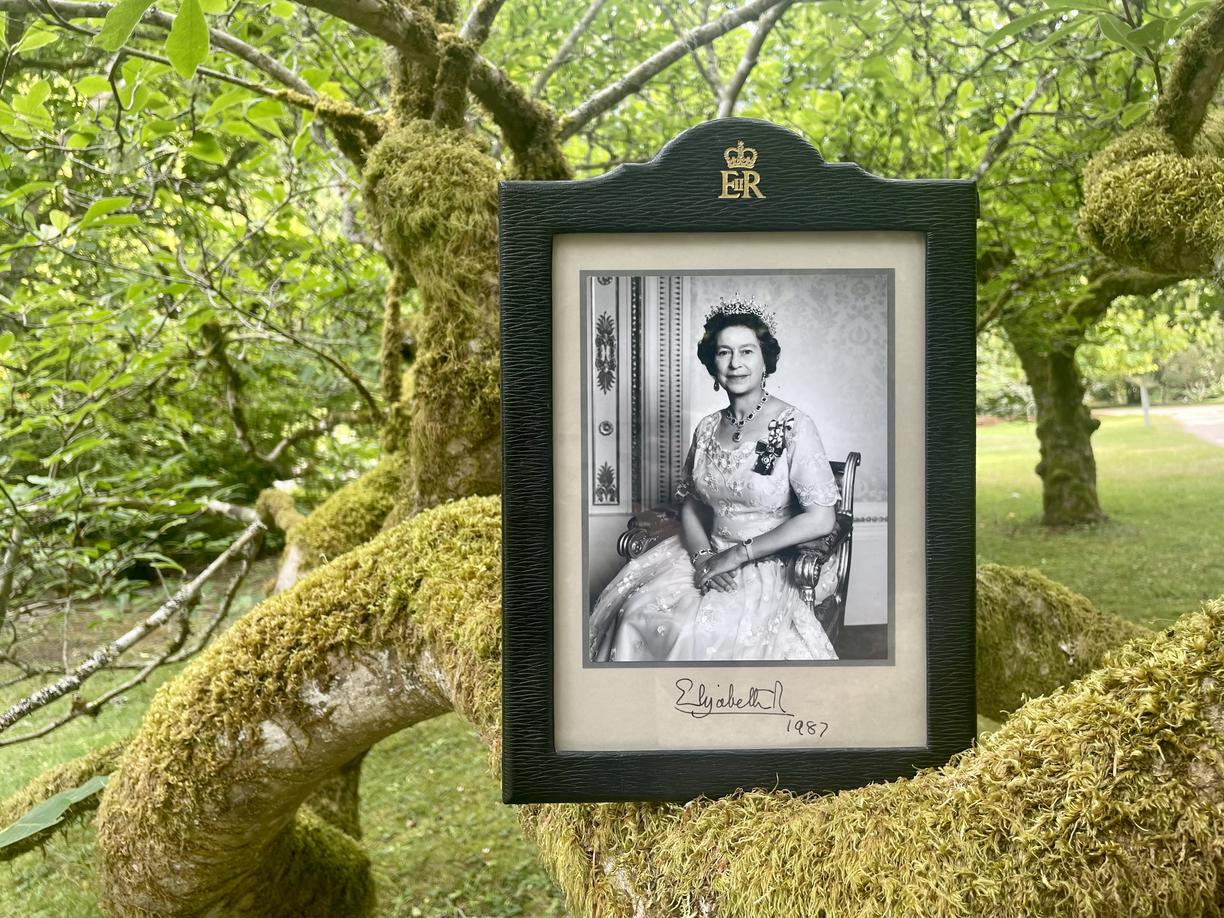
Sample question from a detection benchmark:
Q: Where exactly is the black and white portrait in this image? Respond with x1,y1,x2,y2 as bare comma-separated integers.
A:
581,271,891,666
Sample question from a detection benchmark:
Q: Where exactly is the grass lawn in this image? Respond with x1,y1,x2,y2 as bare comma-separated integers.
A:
3,412,1221,915
977,414,1224,627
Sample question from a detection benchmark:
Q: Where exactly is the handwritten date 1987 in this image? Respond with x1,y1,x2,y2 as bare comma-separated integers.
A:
786,719,830,737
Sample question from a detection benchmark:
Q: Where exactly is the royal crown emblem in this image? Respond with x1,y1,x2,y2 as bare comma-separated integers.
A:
718,140,765,199
723,140,758,170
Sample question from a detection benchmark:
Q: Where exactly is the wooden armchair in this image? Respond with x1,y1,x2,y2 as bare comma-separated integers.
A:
615,451,862,651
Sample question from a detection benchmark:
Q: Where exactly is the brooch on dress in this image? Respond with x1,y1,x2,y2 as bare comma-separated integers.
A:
752,416,794,475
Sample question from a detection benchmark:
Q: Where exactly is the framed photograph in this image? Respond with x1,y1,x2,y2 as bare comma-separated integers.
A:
500,118,977,803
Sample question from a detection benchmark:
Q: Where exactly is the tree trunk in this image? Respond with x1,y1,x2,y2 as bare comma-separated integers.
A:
92,499,1224,918
1011,334,1107,526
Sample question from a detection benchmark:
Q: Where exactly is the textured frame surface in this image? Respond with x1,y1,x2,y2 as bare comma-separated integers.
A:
500,118,977,803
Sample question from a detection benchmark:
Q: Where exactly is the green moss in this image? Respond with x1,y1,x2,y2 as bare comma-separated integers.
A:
1151,1,1224,152
95,489,1224,916
96,497,502,916
1079,12,1224,281
255,487,305,536
523,600,1224,917
362,120,502,511
0,740,126,863
290,454,404,566
1079,123,1224,277
277,90,385,167
976,564,1150,719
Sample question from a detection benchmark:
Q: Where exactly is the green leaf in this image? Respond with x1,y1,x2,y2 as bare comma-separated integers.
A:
165,0,209,79
0,180,52,208
186,131,225,163
95,0,156,51
269,0,294,16
218,119,263,141
0,776,108,851
985,9,1063,48
198,0,227,11
90,214,142,229
80,196,133,229
14,23,59,53
204,87,249,121
1119,101,1150,127
66,133,93,150
74,75,111,96
1097,13,1144,56
1165,2,1212,41
1129,18,1166,50
0,331,14,354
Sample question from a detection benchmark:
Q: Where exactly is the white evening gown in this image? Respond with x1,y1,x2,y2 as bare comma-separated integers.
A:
590,407,841,662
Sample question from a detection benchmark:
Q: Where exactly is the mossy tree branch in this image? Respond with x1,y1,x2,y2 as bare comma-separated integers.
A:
289,0,569,179
94,499,1222,918
1152,0,1224,155
1079,3,1224,278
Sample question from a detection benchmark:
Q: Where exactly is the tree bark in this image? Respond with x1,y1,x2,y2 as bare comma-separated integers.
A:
1010,333,1106,526
94,499,1224,918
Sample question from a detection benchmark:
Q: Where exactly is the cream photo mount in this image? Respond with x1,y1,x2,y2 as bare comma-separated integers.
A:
500,118,977,804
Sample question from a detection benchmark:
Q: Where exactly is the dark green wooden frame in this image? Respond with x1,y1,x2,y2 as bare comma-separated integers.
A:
500,118,977,803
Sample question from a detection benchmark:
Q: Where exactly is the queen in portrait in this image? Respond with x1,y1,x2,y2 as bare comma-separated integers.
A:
590,298,842,662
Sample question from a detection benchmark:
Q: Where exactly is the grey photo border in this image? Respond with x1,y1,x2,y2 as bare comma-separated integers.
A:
500,117,977,803
577,267,896,669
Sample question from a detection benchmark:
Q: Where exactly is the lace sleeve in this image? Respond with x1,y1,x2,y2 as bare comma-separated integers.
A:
787,411,841,508
674,418,703,501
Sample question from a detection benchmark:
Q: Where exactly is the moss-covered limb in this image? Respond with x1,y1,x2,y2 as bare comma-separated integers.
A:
275,90,386,168
525,601,1224,918
0,739,126,863
379,272,407,408
363,121,503,512
287,454,404,570
432,29,477,129
1152,0,1224,155
97,497,503,918
976,564,1150,718
1079,3,1224,282
256,488,305,536
469,60,571,179
1079,118,1224,278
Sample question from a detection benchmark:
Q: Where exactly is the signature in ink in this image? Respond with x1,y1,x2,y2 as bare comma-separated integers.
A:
673,678,791,719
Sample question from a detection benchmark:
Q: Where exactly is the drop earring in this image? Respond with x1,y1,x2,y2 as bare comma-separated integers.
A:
762,372,768,389
713,380,720,391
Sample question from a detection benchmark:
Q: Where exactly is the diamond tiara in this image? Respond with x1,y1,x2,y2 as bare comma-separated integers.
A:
703,295,778,336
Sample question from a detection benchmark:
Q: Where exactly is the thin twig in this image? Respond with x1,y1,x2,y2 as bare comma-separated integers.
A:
660,1,723,98
459,0,507,46
0,519,264,733
560,0,789,139
717,0,796,117
974,70,1055,182
531,0,608,98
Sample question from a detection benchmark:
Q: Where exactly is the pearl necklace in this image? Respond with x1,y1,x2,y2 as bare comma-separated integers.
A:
725,391,769,442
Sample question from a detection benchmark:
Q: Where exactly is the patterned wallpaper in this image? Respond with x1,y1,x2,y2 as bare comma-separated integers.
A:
684,271,891,503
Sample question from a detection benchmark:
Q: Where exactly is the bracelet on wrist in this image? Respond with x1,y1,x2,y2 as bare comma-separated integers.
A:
690,548,714,566
741,537,755,562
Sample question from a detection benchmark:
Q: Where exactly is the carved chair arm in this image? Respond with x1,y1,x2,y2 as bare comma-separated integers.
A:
790,513,852,587
617,509,681,559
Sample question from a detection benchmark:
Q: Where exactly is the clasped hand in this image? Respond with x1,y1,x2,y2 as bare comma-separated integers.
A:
694,544,748,593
